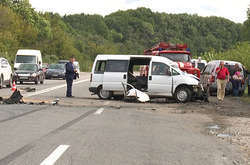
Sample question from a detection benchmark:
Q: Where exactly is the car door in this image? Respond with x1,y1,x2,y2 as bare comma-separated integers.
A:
92,60,106,87
103,60,129,91
148,62,172,96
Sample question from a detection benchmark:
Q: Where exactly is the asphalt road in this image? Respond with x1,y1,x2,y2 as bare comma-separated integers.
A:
0,73,245,165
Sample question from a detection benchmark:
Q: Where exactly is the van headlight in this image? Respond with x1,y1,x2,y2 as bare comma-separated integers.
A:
192,85,199,92
31,73,37,77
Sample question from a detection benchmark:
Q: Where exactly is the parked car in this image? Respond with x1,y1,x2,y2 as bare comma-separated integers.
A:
200,60,247,96
73,61,80,78
14,49,42,70
0,57,13,88
45,64,65,79
58,60,68,65
191,58,207,71
13,64,44,84
89,54,204,103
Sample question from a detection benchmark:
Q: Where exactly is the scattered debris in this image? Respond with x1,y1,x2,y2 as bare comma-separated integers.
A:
217,133,231,138
51,98,60,105
208,125,220,130
127,88,150,102
2,90,24,104
20,87,36,92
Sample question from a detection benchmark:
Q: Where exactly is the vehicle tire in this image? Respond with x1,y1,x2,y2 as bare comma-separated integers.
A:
0,76,3,89
6,76,13,88
35,77,38,84
174,87,192,103
97,86,112,99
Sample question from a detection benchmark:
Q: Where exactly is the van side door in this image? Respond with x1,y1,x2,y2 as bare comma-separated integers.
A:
103,60,128,91
148,62,172,96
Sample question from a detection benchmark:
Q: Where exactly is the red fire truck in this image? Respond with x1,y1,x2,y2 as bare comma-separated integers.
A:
143,42,200,78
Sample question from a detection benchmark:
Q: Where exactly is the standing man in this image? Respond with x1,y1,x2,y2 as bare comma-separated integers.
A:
65,57,77,97
215,61,230,102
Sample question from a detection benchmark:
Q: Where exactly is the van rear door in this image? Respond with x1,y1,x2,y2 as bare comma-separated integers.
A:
103,60,129,91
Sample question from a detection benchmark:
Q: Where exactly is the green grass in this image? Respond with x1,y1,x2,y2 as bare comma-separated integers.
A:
241,86,250,103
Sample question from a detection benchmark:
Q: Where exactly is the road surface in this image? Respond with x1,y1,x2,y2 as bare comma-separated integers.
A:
0,73,245,165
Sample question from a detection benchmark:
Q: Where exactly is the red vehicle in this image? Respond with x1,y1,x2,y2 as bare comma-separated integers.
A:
143,42,200,78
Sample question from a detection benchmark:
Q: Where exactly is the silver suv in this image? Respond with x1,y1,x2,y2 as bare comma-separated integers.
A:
0,57,13,88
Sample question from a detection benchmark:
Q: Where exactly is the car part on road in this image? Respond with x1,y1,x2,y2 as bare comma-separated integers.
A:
2,90,24,104
122,82,150,102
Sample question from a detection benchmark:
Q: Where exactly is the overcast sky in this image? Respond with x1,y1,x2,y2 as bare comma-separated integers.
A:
29,0,249,23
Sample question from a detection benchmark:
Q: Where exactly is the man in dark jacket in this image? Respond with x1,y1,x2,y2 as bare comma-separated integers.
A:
65,57,76,97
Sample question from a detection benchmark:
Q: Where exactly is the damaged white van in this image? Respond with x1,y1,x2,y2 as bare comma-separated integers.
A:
89,55,205,103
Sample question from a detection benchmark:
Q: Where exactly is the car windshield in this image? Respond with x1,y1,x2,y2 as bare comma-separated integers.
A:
18,64,37,71
160,53,191,62
16,55,36,63
48,64,65,70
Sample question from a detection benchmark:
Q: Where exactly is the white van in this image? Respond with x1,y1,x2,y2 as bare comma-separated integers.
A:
89,54,204,102
14,49,42,70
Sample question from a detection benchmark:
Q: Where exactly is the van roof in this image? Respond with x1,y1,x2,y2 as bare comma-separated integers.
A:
208,60,242,66
16,49,41,56
96,54,176,65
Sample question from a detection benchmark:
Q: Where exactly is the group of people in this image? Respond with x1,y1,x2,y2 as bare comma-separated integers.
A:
216,61,243,102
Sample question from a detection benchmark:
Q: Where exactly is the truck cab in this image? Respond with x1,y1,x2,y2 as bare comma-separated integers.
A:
144,42,200,78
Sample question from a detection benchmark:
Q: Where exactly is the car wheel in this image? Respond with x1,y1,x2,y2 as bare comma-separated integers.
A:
0,76,3,89
97,86,112,99
174,87,192,103
35,77,38,84
6,76,13,88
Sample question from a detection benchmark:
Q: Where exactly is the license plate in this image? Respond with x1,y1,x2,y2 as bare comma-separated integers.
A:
19,77,28,80
53,74,58,77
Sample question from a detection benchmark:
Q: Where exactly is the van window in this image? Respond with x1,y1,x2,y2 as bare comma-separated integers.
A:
16,55,36,63
106,60,128,72
94,60,106,73
152,62,171,76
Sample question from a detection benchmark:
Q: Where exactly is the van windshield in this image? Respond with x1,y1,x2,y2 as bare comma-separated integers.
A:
16,55,36,63
160,53,191,62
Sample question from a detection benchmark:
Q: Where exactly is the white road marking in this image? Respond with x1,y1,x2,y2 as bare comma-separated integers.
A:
94,108,104,115
23,79,89,97
40,145,70,165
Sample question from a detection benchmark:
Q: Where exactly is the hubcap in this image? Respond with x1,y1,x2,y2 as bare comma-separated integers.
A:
177,90,188,102
100,89,110,98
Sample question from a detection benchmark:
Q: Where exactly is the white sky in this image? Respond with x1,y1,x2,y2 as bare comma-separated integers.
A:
29,0,250,23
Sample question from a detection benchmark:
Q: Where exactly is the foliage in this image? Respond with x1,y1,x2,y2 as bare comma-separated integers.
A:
0,1,248,71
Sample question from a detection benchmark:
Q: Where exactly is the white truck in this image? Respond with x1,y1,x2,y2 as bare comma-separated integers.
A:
89,54,205,103
14,49,42,70
0,57,13,88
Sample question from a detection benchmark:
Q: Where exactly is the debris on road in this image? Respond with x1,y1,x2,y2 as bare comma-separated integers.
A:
126,88,150,102
51,98,60,105
1,90,24,104
20,87,36,92
217,133,231,138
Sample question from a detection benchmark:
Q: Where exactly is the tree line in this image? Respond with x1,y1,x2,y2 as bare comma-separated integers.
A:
0,0,249,70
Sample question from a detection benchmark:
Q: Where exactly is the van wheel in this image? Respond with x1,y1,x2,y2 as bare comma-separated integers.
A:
97,86,111,99
0,76,3,89
174,87,192,103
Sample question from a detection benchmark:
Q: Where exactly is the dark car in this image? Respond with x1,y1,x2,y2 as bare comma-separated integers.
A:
58,60,69,65
13,64,44,84
45,64,65,79
200,60,247,96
